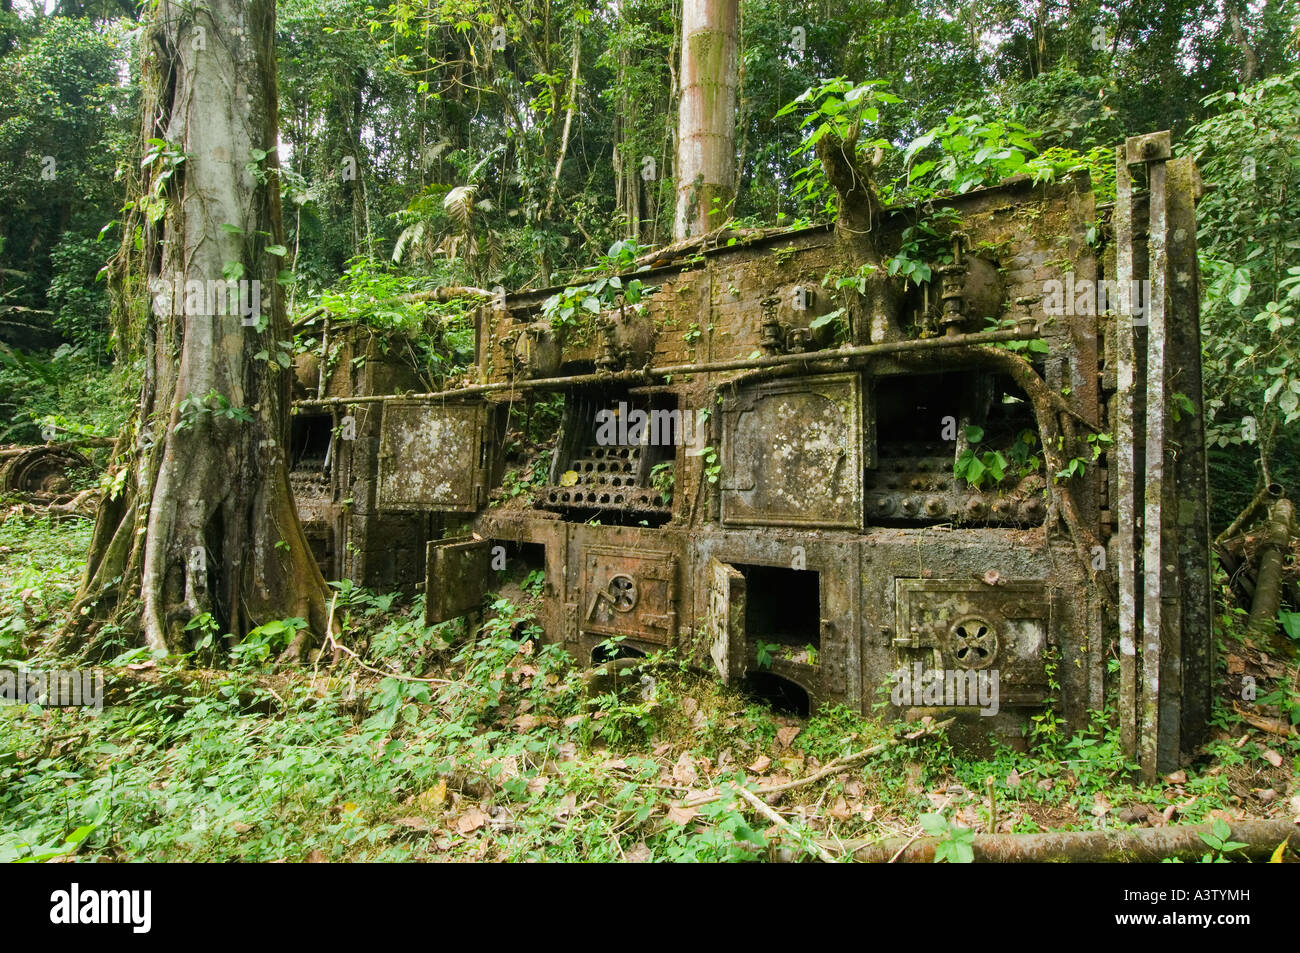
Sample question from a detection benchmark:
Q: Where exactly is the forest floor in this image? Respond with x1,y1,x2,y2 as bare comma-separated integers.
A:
1,509,1297,862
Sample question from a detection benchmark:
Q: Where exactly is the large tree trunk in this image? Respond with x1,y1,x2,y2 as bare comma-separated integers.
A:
673,0,738,240
71,0,331,655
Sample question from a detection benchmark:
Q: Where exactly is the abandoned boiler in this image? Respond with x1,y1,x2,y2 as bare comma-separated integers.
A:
291,132,1211,776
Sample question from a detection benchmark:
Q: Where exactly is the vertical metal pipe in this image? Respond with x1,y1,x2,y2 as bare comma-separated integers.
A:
1114,147,1139,762
1141,160,1169,781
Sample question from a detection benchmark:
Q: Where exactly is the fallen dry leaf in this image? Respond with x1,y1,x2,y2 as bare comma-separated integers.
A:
672,753,698,786
827,796,852,821
667,803,699,825
409,780,448,813
748,754,772,774
393,816,433,831
1262,748,1283,768
456,809,489,834
553,792,578,819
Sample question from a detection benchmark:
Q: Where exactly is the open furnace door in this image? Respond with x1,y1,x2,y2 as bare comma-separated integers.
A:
377,400,487,512
424,536,491,625
704,558,746,684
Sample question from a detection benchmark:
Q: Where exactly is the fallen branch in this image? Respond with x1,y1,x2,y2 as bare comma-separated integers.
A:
1215,483,1275,547
842,818,1297,863
1233,704,1298,738
55,664,341,715
730,783,839,864
685,718,953,808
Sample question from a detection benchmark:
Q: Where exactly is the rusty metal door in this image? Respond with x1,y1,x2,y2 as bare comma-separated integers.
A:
704,558,746,683
893,578,1054,706
581,546,678,645
720,373,864,529
424,536,491,625
377,400,486,512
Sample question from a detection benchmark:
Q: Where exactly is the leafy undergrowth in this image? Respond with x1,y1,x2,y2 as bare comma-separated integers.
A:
1,513,1297,862
0,511,94,661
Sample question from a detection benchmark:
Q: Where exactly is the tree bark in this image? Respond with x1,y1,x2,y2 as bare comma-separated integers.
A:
1226,1,1260,85
70,0,331,656
673,0,738,240
816,128,902,344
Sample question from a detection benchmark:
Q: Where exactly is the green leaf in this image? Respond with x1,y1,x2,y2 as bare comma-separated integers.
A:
1227,269,1251,306
919,813,947,836
808,308,843,330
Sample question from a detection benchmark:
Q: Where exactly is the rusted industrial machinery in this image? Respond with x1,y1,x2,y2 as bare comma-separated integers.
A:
293,131,1211,776
0,444,91,497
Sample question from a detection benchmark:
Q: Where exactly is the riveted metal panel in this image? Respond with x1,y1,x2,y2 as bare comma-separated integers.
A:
720,372,863,529
893,578,1054,704
582,546,677,644
424,536,490,625
378,400,483,511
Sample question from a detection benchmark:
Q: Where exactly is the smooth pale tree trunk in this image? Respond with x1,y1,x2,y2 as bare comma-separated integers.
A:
72,0,331,654
673,0,738,240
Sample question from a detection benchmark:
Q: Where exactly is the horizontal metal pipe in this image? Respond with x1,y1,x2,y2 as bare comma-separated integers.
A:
293,325,1040,411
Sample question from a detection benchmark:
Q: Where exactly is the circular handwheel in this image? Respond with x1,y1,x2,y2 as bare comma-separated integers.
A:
607,573,638,612
949,616,997,670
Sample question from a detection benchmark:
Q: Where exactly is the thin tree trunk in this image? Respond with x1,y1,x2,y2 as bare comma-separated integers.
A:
70,0,331,655
673,0,738,240
543,32,582,220
1226,1,1260,85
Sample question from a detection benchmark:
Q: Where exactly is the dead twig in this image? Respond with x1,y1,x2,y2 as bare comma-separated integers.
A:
730,782,839,864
